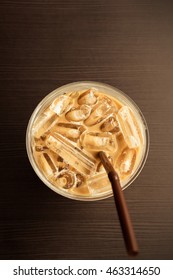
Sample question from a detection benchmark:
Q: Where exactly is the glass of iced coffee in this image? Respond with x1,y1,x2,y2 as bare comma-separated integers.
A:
26,81,149,201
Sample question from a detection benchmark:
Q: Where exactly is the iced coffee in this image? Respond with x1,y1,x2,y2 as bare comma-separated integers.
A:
29,86,147,198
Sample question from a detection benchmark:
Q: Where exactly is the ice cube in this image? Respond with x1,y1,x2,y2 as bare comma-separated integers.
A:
116,106,141,148
87,172,112,194
50,95,73,115
80,132,118,153
34,152,57,178
78,89,97,105
52,123,85,141
116,148,136,175
54,170,77,189
32,95,73,139
84,98,117,126
100,117,119,133
65,105,91,122
76,173,86,187
32,110,58,139
45,132,96,175
34,137,48,152
46,150,68,171
69,91,80,99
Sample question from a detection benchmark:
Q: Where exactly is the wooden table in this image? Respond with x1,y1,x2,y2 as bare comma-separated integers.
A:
0,0,173,260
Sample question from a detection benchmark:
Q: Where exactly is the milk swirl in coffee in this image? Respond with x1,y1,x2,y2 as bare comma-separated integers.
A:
31,88,144,196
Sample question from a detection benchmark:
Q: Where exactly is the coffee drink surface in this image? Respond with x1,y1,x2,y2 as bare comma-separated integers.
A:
31,88,144,197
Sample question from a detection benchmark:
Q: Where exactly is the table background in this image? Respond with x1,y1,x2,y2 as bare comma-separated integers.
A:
0,0,173,260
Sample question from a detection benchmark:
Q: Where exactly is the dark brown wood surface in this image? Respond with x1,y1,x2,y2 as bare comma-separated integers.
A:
0,0,173,260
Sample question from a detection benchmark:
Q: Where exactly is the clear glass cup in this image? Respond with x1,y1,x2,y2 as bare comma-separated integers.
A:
26,81,149,201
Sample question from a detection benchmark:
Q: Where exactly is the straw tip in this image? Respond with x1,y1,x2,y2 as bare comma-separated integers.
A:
128,248,139,257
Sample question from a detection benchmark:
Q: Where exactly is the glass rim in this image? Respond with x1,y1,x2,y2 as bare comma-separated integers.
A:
26,81,150,201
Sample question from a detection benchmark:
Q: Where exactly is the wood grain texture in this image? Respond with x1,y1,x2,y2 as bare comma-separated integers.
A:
0,0,173,260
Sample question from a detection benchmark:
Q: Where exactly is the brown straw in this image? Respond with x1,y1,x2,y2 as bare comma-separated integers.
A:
99,151,139,256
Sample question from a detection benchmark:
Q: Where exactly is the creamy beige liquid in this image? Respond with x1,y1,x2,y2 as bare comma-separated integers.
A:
31,88,144,197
